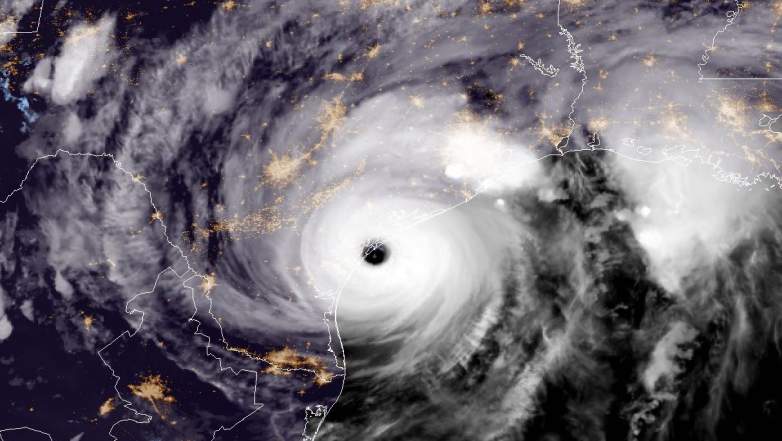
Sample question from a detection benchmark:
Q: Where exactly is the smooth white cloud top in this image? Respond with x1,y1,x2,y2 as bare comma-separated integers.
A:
62,112,83,143
441,124,542,193
614,155,768,294
22,56,52,94
0,286,12,341
50,15,115,105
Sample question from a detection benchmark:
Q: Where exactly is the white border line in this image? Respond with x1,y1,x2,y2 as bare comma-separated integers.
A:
0,150,271,440
0,426,53,441
700,78,782,81
696,0,782,81
0,0,44,35
1,1,781,439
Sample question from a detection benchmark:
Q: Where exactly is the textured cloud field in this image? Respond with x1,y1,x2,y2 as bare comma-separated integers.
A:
1,1,782,440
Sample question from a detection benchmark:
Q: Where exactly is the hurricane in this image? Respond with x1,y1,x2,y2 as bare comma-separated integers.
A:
1,0,782,440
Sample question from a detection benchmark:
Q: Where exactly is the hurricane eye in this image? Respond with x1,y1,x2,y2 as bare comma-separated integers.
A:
362,240,388,266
